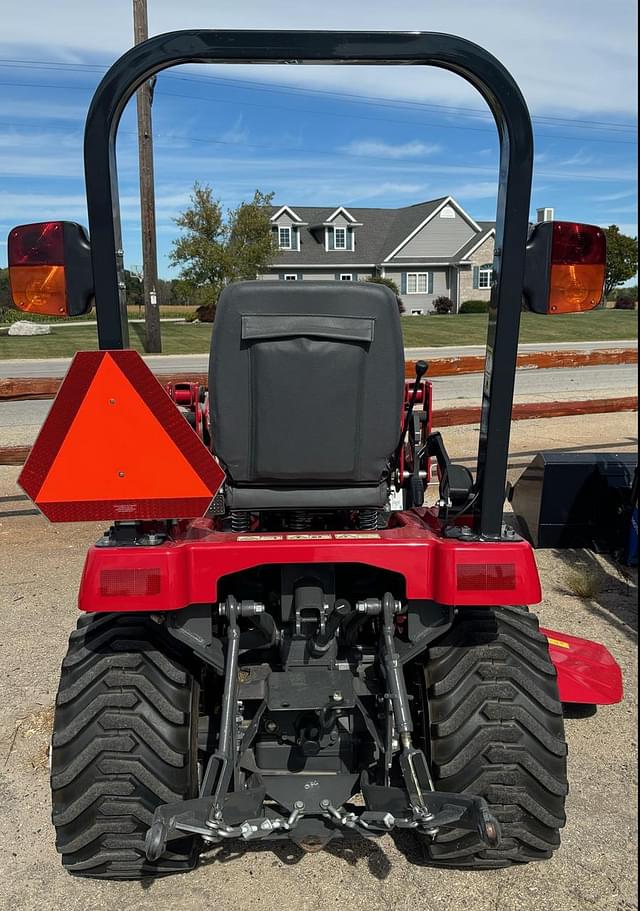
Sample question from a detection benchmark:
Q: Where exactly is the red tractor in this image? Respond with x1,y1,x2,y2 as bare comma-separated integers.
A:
8,30,622,880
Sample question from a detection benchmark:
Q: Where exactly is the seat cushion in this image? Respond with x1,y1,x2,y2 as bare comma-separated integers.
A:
209,280,405,494
224,481,390,510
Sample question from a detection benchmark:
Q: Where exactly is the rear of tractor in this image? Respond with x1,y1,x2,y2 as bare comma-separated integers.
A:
9,30,622,880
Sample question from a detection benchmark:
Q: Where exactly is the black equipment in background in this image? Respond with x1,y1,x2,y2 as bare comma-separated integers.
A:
510,451,638,552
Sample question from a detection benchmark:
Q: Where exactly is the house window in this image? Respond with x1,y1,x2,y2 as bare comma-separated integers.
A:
407,272,429,294
278,226,292,249
340,273,353,281
283,273,298,281
478,263,492,289
334,227,347,249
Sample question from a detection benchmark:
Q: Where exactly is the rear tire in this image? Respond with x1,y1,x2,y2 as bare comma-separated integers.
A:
421,605,567,868
51,614,200,879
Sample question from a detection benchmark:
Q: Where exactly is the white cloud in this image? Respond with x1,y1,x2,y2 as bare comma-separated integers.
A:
599,204,638,215
0,0,637,115
560,149,595,167
448,181,498,200
0,99,88,121
592,190,637,202
309,181,428,202
340,139,441,159
219,114,250,145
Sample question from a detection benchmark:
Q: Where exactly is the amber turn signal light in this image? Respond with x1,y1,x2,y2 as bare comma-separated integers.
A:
8,221,94,317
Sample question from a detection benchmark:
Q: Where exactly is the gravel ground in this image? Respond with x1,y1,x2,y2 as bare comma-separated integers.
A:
0,428,637,911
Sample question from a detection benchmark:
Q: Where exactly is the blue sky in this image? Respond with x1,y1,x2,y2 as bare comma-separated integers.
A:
0,0,637,278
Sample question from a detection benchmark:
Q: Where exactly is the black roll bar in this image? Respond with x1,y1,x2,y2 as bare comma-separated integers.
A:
84,30,534,538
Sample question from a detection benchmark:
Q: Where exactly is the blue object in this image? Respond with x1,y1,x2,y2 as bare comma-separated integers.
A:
626,505,638,567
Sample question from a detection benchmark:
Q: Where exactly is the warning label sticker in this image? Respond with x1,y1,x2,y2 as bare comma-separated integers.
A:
546,637,571,649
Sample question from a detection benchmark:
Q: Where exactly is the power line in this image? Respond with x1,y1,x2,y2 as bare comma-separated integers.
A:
0,118,635,184
0,56,636,135
157,88,638,146
0,78,636,146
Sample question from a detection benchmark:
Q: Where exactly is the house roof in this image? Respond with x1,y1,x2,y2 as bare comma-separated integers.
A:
268,198,495,267
454,223,496,260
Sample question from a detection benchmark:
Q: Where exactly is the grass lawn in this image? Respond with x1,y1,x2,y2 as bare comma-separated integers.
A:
401,310,638,347
0,310,636,360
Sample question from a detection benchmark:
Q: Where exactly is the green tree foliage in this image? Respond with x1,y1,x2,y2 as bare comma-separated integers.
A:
0,267,11,308
603,225,638,297
0,267,14,322
169,183,278,319
124,270,144,309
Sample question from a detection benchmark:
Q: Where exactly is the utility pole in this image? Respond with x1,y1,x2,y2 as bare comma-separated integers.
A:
133,0,161,352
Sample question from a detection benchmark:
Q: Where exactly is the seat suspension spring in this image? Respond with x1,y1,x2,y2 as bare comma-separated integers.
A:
358,509,378,530
289,510,309,531
231,511,250,533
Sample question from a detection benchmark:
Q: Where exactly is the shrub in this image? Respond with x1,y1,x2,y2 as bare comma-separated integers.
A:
0,307,75,325
194,303,216,322
460,299,490,314
565,568,602,600
614,288,638,309
432,295,454,315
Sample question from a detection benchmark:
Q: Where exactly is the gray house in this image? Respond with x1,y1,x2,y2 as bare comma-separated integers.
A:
260,196,496,313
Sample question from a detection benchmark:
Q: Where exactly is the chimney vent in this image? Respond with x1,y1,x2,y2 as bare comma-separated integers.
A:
537,207,554,223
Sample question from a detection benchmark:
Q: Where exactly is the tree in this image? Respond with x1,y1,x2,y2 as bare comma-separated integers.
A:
0,268,11,309
124,270,144,310
0,267,14,322
603,225,638,297
169,183,278,320
363,275,405,313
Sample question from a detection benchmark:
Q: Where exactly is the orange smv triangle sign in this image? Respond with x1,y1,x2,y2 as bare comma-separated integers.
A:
19,350,225,522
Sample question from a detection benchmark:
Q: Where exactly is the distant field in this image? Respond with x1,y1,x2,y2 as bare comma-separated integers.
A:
0,311,636,360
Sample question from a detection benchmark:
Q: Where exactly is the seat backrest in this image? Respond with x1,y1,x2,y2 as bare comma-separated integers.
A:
209,281,405,489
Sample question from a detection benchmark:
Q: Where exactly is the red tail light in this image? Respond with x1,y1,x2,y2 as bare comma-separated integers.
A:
10,221,65,264
100,568,162,597
457,562,516,591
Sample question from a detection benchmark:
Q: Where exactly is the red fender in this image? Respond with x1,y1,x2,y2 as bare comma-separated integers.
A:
542,628,623,705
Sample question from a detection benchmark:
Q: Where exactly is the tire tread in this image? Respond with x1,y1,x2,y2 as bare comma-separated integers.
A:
423,606,568,868
51,613,199,880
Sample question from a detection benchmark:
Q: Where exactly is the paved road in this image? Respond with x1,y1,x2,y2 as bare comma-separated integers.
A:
0,339,636,378
0,363,636,435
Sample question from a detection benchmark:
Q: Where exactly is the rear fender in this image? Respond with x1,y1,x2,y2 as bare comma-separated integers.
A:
542,627,623,705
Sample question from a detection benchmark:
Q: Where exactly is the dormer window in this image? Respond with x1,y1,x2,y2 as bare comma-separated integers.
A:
334,227,347,250
278,226,292,249
321,208,362,251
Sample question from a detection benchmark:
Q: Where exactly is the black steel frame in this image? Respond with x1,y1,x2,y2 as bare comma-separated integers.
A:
83,30,534,539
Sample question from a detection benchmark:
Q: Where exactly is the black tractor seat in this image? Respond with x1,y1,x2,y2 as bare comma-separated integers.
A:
209,281,405,511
